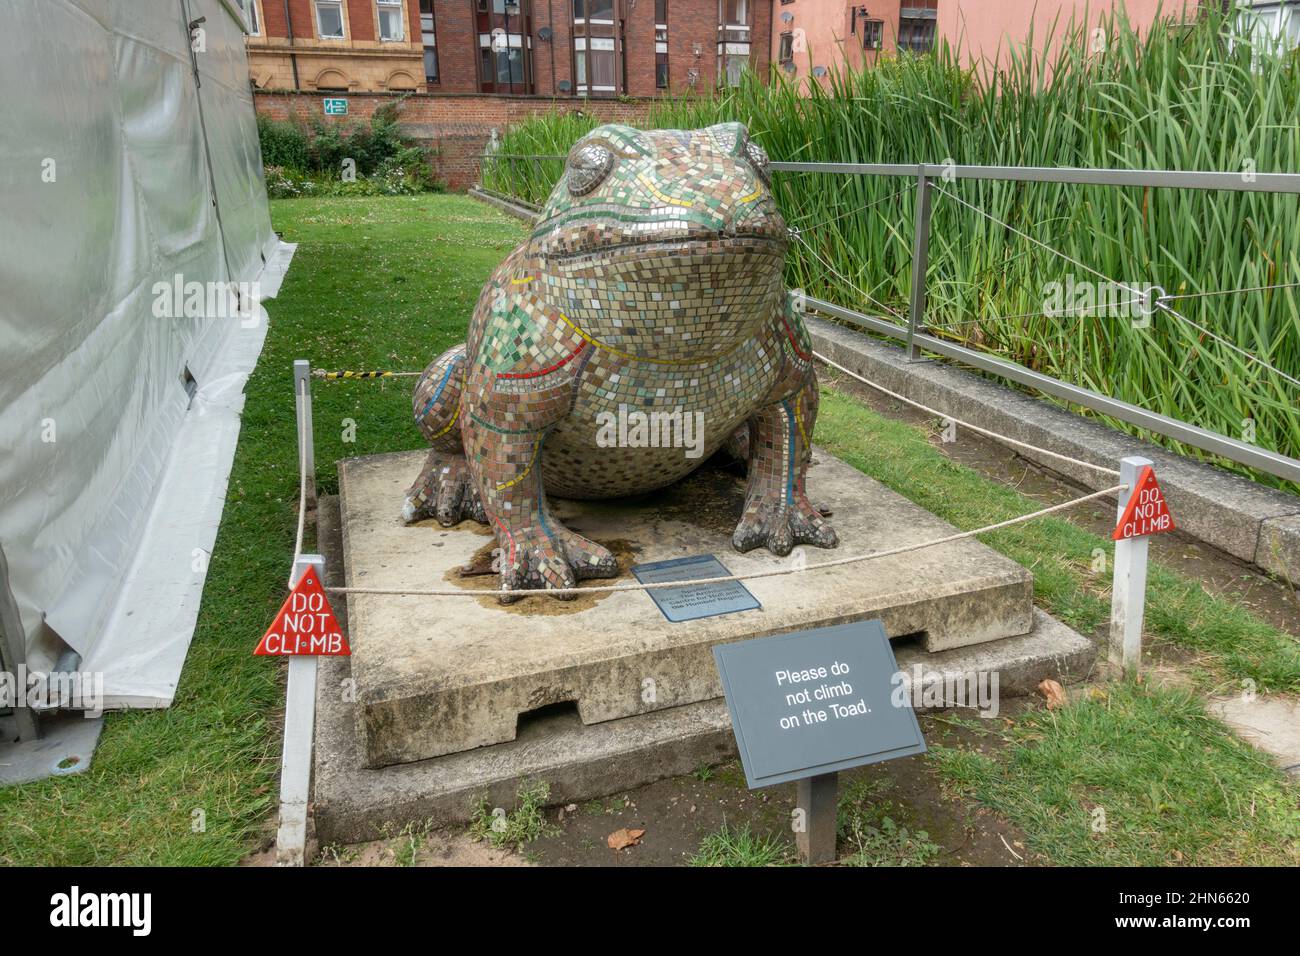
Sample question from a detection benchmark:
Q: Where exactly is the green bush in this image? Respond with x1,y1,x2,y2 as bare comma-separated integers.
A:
255,114,309,170
257,98,443,193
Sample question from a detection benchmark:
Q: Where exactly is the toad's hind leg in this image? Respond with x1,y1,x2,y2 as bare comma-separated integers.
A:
733,298,838,555
402,344,486,526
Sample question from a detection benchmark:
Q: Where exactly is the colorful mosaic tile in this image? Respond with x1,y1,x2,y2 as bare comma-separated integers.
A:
403,123,838,600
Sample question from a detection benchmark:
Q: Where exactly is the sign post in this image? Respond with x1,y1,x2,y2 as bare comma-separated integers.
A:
712,620,926,866
256,554,350,866
795,772,839,864
1109,456,1174,679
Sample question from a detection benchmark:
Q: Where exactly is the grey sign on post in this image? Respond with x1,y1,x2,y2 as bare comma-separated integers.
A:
631,554,760,623
712,620,925,788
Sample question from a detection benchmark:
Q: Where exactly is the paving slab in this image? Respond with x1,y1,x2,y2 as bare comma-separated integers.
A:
339,449,1035,766
1207,695,1300,776
317,488,1095,843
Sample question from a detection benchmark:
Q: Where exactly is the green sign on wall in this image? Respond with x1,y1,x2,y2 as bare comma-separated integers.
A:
323,97,348,116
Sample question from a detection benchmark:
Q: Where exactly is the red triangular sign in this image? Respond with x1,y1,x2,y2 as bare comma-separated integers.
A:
254,565,351,656
1112,466,1175,540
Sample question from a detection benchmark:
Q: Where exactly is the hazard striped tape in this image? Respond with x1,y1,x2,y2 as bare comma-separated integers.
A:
313,369,421,380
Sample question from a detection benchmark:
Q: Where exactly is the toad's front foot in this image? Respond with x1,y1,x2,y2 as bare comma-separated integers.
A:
732,494,838,557
402,450,486,527
497,523,620,604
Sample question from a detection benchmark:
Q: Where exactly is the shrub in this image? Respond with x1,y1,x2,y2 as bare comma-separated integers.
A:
257,96,441,190
256,115,309,170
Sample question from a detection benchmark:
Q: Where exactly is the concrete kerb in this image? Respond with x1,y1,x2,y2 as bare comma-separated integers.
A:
468,186,541,222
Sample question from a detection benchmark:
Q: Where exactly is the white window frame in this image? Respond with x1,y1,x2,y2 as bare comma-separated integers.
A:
1237,1,1300,43
377,0,405,42
316,0,346,40
237,0,261,35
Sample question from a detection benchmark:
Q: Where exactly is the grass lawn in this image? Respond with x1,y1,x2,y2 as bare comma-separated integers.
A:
1,193,1293,866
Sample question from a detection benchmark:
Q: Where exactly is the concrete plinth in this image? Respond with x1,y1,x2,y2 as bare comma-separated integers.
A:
339,449,1036,767
316,486,1096,844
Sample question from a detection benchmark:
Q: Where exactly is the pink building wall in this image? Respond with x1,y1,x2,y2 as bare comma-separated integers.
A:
771,1,1205,89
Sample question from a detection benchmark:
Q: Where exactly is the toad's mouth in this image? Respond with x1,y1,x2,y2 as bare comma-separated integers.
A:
540,232,787,265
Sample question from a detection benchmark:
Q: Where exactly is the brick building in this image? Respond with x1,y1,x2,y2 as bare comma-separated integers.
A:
236,0,771,95
771,1,1207,89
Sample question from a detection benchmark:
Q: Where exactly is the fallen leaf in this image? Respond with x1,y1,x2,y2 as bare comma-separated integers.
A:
607,828,645,851
1038,679,1067,710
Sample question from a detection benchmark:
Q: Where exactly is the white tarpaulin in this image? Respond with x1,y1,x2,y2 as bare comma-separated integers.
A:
0,0,285,707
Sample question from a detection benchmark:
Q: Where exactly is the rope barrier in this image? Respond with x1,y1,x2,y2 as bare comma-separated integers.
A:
323,483,1123,599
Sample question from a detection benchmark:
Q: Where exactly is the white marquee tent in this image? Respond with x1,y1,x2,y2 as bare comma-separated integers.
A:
0,0,288,717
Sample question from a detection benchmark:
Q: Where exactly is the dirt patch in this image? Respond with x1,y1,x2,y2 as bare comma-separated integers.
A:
317,829,534,867
632,459,749,537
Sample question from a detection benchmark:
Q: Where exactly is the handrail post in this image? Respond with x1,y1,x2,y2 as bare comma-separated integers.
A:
907,166,933,362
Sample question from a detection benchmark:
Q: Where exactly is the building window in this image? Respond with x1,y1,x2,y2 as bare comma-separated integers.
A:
377,0,404,41
236,0,260,34
573,0,621,95
778,31,792,63
1237,1,1300,51
655,0,668,88
898,6,936,53
478,0,532,93
574,36,617,92
851,8,883,51
718,0,749,87
316,0,345,39
420,0,438,82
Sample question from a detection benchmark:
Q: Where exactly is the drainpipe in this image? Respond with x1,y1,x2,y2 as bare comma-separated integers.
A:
283,0,300,90
548,0,556,95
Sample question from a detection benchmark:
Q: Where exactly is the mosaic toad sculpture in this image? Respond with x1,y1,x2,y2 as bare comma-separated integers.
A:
404,122,837,599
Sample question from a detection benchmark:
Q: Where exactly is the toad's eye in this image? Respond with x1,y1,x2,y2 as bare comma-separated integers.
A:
745,139,771,186
567,143,615,196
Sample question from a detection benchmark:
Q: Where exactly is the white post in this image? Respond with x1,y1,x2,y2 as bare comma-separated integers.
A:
294,359,316,507
275,553,323,867
1109,456,1151,679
